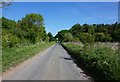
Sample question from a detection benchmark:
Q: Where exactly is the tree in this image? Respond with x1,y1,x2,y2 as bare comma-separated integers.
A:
56,29,80,42
1,13,49,48
69,23,81,37
2,17,21,48
48,32,55,42
81,24,89,32
64,32,74,42
56,22,120,43
2,17,17,29
0,0,12,8
79,33,93,44
55,30,69,42
18,13,45,43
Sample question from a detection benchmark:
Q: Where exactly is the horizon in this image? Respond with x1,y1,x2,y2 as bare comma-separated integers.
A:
2,2,118,36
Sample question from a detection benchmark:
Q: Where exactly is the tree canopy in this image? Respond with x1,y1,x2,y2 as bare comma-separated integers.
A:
56,23,120,43
0,0,12,8
2,13,53,48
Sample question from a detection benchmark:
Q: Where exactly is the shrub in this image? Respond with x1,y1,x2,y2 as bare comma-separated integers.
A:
62,43,120,80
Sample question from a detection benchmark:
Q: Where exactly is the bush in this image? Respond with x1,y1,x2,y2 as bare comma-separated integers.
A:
62,43,120,80
79,33,95,46
2,33,20,48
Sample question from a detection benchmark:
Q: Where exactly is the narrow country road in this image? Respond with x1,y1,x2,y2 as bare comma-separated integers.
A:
3,43,92,80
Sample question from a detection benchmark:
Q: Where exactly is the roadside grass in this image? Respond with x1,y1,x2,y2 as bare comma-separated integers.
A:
62,43,120,80
2,42,55,72
0,47,2,74
0,63,1,74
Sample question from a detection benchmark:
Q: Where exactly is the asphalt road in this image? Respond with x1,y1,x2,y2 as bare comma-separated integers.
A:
3,43,92,80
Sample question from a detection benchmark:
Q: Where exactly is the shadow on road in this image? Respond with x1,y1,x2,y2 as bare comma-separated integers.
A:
60,57,72,60
60,55,95,82
61,46,96,82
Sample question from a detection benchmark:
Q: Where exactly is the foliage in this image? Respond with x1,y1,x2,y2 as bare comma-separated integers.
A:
48,32,55,42
2,32,20,48
2,42,55,72
69,23,81,37
62,43,120,80
95,33,112,42
2,13,55,72
1,13,51,48
79,33,94,45
55,30,74,42
18,13,44,43
56,23,120,43
0,0,12,8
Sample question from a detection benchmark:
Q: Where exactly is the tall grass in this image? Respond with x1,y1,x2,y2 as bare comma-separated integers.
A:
62,43,120,80
2,42,55,72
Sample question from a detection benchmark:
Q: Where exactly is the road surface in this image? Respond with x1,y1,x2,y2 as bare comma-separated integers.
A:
3,43,92,80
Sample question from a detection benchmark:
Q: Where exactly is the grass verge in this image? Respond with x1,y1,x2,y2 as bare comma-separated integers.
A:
2,42,55,72
62,42,120,80
0,59,1,74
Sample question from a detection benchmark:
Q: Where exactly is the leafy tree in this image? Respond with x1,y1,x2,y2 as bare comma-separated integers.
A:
2,17,17,29
80,24,89,32
60,23,118,43
1,13,49,48
18,13,44,43
0,0,12,8
56,30,69,42
48,32,55,42
2,17,21,48
64,32,74,42
55,30,74,42
79,33,94,45
70,23,81,37
36,26,47,42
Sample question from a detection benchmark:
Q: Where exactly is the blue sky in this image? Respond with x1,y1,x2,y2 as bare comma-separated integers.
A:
2,2,118,36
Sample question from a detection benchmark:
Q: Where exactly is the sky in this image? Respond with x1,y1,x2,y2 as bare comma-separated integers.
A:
118,2,120,23
11,0,120,2
2,2,118,36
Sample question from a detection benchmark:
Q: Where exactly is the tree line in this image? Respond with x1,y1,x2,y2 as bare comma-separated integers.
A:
2,13,55,48
56,23,120,44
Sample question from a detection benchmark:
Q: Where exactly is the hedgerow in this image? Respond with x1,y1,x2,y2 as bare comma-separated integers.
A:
62,43,120,80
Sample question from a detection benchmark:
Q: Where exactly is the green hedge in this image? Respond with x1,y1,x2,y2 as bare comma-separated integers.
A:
62,43,120,80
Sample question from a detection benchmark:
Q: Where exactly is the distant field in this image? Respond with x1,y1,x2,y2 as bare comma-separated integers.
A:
69,42,119,50
2,42,55,72
95,42,119,50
